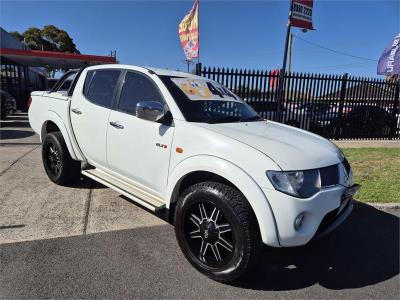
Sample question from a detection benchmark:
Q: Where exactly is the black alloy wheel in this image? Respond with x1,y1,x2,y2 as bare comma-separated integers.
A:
45,142,62,177
184,201,235,267
42,132,80,185
174,181,260,282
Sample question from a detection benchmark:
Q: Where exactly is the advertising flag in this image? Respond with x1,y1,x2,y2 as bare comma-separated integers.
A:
290,0,314,30
178,0,199,60
269,69,280,90
377,33,400,76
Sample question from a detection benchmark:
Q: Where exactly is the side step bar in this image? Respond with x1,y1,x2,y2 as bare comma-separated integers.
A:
82,168,166,212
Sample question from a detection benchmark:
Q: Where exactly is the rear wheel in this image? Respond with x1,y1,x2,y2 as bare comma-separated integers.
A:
42,132,81,185
174,181,260,282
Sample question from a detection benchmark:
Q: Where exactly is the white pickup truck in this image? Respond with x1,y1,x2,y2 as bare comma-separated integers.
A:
28,64,359,282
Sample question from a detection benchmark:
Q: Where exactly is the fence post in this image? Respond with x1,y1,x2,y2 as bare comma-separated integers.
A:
195,62,202,76
390,80,400,139
335,73,348,139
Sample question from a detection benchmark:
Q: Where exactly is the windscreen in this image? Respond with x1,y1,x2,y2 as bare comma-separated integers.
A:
160,76,262,123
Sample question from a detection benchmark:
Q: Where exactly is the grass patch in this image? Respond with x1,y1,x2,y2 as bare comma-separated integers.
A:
342,148,400,203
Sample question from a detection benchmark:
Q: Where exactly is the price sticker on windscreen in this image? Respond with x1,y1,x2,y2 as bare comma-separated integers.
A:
171,78,241,102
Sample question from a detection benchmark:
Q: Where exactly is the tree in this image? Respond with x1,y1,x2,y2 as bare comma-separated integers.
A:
9,31,23,42
10,25,80,76
41,25,80,54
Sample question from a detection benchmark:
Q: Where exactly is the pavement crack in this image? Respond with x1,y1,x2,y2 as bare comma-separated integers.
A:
0,145,40,176
82,186,93,235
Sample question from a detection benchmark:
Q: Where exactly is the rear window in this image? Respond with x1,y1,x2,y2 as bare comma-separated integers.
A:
52,71,77,93
83,70,121,108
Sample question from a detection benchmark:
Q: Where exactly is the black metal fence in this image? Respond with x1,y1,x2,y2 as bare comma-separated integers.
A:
196,64,400,140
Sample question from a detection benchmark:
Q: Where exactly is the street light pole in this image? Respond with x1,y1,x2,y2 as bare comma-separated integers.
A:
184,59,194,73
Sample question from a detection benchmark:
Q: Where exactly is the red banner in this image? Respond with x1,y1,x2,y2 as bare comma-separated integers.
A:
290,0,314,30
269,69,280,90
178,0,199,60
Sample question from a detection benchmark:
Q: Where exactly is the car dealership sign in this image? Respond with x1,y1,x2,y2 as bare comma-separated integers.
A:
290,0,314,30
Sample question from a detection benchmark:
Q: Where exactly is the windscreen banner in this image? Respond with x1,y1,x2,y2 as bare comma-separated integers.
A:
178,0,199,60
171,78,241,102
290,0,314,30
377,33,400,76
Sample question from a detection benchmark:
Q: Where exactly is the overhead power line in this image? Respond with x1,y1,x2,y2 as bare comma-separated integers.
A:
296,36,378,62
304,60,374,70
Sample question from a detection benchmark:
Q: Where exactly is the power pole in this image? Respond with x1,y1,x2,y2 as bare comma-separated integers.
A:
276,0,294,122
288,32,293,74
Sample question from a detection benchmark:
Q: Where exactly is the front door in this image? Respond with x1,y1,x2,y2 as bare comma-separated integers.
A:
70,69,121,167
106,70,174,197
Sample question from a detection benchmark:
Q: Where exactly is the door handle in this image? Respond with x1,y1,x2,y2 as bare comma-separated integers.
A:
71,108,82,115
109,121,124,129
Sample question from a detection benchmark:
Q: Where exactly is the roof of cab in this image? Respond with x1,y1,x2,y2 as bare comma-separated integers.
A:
145,67,201,78
85,64,202,79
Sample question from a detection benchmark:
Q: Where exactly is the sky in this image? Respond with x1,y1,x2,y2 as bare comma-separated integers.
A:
0,0,399,78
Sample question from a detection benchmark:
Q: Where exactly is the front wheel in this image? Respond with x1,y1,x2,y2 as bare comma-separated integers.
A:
174,182,260,282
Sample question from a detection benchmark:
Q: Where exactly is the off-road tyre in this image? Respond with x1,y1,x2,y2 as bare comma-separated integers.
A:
42,132,81,185
174,181,260,282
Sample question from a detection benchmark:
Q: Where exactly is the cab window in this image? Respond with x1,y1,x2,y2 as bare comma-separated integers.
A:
52,71,77,93
83,70,121,108
117,71,164,116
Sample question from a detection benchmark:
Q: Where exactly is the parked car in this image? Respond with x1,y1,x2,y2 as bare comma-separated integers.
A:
28,64,359,282
249,99,312,129
0,89,17,120
314,104,396,137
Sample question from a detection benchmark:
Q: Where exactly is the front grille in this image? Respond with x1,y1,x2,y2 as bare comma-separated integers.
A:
320,165,339,187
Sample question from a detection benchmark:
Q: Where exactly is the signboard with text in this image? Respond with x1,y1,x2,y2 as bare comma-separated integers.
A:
171,78,241,102
290,0,314,30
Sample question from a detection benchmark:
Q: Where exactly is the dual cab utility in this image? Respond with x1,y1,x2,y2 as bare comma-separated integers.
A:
28,64,359,282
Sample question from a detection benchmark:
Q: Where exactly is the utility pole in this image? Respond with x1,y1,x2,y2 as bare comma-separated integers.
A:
276,0,294,122
287,32,293,74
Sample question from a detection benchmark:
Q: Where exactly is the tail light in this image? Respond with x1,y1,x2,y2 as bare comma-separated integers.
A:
27,96,32,109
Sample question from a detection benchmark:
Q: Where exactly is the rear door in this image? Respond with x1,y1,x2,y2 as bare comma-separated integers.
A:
70,69,121,167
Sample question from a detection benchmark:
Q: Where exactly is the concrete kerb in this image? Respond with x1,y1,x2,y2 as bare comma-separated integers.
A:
364,202,400,210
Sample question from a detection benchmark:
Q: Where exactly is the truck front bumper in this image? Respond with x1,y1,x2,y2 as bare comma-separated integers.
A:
262,184,360,247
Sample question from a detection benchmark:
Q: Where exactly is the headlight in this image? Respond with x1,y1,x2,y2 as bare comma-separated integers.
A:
266,169,321,198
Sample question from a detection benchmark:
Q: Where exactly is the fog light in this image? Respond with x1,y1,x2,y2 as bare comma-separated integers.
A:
294,213,305,230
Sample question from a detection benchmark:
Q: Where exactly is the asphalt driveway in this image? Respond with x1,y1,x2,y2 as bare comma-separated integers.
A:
1,200,399,299
0,116,399,299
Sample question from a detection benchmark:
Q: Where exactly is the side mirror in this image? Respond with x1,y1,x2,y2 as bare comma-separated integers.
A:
136,101,165,122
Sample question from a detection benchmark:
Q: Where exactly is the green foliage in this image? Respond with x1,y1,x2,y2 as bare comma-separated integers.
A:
10,25,80,77
12,25,79,54
9,31,23,41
